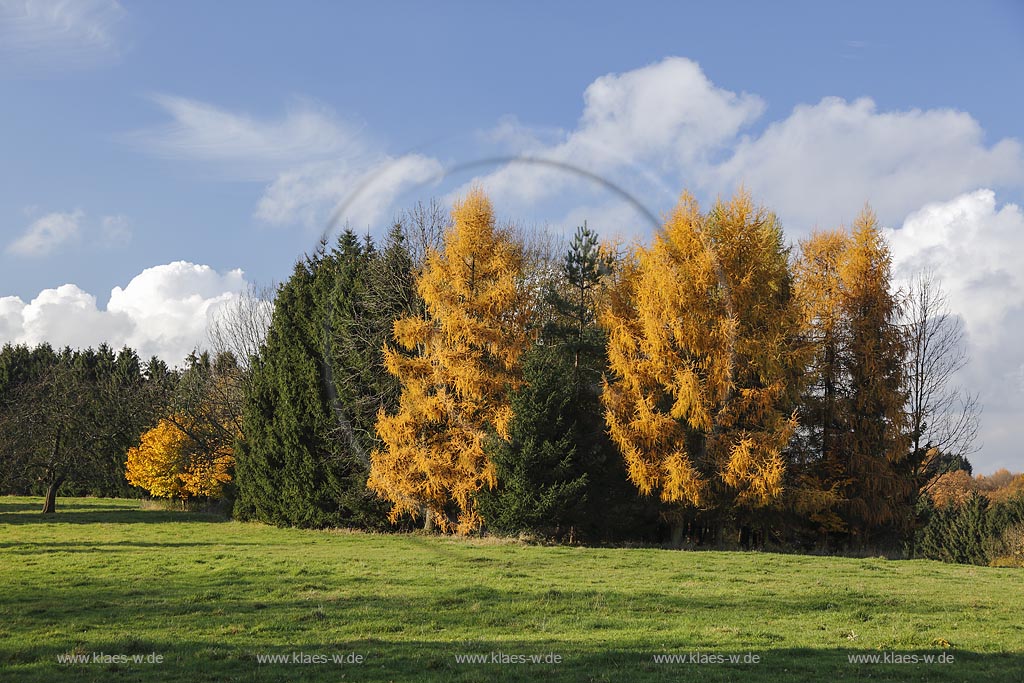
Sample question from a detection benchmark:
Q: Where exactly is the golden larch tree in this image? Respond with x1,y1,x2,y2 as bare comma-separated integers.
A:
838,207,911,535
790,228,852,533
601,190,800,513
792,208,911,541
369,189,530,533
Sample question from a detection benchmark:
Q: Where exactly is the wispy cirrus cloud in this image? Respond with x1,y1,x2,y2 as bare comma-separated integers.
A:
100,214,132,246
126,95,372,181
127,95,441,230
5,209,133,256
0,0,125,73
6,209,83,256
255,154,442,232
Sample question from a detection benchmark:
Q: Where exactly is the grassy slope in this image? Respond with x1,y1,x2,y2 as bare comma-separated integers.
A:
1,497,1021,682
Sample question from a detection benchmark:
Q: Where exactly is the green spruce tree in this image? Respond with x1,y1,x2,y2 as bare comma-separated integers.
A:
235,227,419,529
478,225,653,541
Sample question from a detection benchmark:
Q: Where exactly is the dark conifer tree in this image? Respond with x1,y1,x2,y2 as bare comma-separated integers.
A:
236,227,419,529
237,245,340,526
479,225,654,541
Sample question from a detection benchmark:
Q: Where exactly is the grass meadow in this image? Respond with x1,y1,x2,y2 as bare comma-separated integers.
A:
1,496,1022,682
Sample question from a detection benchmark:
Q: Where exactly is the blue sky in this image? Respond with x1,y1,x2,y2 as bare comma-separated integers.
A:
1,0,1022,472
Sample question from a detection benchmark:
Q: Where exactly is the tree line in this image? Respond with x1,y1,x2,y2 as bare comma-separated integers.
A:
0,344,241,512
2,189,1019,562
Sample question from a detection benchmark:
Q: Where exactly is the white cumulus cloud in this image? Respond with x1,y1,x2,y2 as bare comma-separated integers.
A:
0,296,27,341
0,261,252,364
462,57,764,210
18,283,133,350
710,97,1023,231
107,261,248,361
457,58,1022,241
886,189,1024,473
887,189,1024,343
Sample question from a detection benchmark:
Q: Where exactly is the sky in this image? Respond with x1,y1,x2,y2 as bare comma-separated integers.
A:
1,0,1022,473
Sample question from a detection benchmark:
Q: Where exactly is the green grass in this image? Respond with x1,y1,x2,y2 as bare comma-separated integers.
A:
1,497,1022,682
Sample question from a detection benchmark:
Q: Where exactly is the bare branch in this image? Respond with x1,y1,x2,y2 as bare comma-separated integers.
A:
902,268,981,482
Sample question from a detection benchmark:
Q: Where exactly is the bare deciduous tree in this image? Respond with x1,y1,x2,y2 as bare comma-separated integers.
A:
203,282,275,425
207,283,275,375
130,284,278,464
398,199,448,269
902,269,981,489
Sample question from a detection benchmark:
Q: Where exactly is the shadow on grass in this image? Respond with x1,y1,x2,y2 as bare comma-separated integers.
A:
0,540,263,552
0,501,51,513
0,506,228,526
3,576,1014,644
2,637,1022,683
5,557,1023,681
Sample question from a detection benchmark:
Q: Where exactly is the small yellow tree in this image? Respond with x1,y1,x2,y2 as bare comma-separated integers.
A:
369,189,531,533
601,190,800,512
126,416,234,500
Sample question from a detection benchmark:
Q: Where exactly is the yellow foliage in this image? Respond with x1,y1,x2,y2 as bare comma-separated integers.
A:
794,208,910,530
601,190,801,509
930,468,1024,505
126,416,235,500
788,473,846,532
975,468,1024,503
927,469,976,508
370,189,530,533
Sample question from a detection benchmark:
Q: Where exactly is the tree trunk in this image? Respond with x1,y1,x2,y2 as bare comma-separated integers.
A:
42,427,65,514
423,507,435,533
41,476,64,514
669,521,685,548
